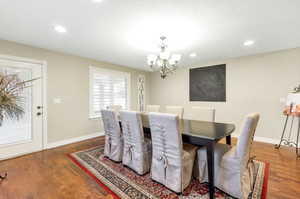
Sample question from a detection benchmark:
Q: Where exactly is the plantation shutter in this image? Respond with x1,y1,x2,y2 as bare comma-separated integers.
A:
89,67,130,118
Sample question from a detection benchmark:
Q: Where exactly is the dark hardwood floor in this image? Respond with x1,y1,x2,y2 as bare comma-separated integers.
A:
0,136,299,199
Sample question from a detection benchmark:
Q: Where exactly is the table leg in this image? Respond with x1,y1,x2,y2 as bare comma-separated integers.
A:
206,142,215,199
226,135,231,145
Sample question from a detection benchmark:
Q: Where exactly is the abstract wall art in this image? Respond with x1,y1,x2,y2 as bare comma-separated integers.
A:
189,64,226,102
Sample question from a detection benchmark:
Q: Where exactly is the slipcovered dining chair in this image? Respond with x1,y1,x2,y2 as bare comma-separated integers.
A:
101,109,123,162
149,112,197,193
186,106,216,122
146,105,161,112
194,113,260,198
165,106,184,119
120,111,152,175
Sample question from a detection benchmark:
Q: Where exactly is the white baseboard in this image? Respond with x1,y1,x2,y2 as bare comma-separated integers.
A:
231,133,279,144
253,136,279,144
0,148,42,161
46,132,104,149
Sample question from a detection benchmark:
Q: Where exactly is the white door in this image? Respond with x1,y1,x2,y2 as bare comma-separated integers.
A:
0,58,44,160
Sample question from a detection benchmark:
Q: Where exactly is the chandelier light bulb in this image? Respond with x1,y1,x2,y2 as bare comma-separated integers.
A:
156,59,163,67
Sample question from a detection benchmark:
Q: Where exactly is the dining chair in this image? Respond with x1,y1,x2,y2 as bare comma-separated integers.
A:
186,106,216,122
101,109,123,162
146,105,161,112
148,112,197,193
194,113,260,198
165,106,184,119
120,111,152,175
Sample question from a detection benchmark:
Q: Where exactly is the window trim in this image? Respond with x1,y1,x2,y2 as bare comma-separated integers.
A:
89,66,131,119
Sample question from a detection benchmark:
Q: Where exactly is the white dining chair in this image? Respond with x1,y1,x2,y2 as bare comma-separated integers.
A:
165,106,184,119
146,105,160,112
120,111,152,175
149,112,197,193
186,106,216,122
101,109,123,162
194,113,260,198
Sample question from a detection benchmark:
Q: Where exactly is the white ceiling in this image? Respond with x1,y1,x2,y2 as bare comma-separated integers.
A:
0,0,300,71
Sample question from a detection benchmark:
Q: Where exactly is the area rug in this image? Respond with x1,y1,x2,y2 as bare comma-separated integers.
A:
68,146,269,199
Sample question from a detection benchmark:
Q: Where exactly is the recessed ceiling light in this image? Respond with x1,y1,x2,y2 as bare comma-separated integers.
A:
243,40,255,46
92,0,104,3
189,53,197,57
54,25,67,33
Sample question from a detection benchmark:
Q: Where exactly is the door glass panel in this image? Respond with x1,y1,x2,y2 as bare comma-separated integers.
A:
0,65,32,145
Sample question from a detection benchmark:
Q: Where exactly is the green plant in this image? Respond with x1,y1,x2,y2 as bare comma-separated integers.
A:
0,73,36,126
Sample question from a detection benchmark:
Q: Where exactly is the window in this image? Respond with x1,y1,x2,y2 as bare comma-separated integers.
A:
89,66,130,118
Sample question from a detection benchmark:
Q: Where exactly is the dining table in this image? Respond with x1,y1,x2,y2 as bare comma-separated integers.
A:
119,114,236,199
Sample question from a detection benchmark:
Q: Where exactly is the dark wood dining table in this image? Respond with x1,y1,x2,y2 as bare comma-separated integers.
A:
139,114,236,199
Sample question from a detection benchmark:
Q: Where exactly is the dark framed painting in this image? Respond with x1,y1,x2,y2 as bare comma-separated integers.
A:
189,64,226,102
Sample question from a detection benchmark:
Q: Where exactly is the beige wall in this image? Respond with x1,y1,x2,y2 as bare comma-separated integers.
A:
0,39,150,144
149,48,300,141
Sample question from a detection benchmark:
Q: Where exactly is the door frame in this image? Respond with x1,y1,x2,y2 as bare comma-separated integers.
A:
0,54,48,151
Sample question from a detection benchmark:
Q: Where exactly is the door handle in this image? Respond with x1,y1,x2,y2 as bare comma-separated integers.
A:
37,112,42,116
37,106,43,109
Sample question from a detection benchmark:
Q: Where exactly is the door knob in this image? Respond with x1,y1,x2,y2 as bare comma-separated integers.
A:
37,106,43,109
37,112,42,116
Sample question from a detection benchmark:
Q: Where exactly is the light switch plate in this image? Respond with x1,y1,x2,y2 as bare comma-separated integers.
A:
280,97,286,103
53,98,62,104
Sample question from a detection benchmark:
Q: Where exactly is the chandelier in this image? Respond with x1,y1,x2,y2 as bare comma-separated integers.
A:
147,36,181,79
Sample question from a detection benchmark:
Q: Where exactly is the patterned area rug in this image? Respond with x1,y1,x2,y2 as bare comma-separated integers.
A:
68,146,269,199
